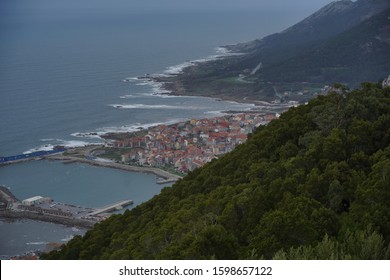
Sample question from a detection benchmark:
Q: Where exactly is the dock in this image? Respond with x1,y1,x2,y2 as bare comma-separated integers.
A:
0,187,134,228
0,149,66,165
157,178,178,184
87,200,133,216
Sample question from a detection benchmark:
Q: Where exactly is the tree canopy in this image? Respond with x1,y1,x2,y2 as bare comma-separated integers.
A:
42,83,390,260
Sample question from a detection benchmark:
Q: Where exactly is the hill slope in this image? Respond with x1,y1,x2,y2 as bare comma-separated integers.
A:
257,8,390,85
158,0,390,103
232,0,390,54
42,83,390,259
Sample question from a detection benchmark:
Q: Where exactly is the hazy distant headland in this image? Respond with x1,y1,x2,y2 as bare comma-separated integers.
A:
150,0,390,106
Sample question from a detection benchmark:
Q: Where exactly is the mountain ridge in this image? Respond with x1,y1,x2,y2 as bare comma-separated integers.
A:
156,0,390,104
231,0,390,54
257,8,390,85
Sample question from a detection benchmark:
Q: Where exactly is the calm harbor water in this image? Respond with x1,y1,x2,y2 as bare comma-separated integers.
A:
0,160,169,256
0,2,321,257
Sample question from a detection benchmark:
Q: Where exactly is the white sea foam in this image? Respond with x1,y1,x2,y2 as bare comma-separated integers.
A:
122,48,244,101
153,94,179,98
61,140,100,148
149,80,172,94
70,132,103,139
129,77,173,95
26,241,48,245
23,144,56,154
162,47,244,76
24,139,102,154
97,124,153,134
215,47,229,55
119,93,172,99
204,110,225,116
40,138,56,142
110,104,200,110
122,77,139,82
72,227,81,232
226,100,256,107
164,61,194,75
119,94,137,99
214,46,245,57
152,87,172,94
136,82,151,86
61,235,74,242
92,118,186,135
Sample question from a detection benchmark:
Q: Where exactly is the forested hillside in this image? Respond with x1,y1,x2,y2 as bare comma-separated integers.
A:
42,83,390,260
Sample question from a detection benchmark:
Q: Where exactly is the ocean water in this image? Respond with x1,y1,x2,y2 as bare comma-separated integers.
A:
0,6,316,257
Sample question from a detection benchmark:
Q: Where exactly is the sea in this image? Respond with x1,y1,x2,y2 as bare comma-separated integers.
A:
0,5,317,257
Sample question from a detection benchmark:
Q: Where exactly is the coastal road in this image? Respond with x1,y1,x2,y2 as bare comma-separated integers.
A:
45,154,182,182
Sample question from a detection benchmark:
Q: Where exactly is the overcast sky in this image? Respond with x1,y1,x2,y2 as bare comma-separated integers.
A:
3,0,335,15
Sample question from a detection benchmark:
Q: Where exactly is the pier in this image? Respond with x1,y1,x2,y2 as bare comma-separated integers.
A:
0,187,133,228
0,149,66,165
87,200,133,216
157,178,178,184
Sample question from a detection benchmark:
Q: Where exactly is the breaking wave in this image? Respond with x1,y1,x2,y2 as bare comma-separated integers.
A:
163,47,244,75
93,119,185,135
60,235,74,242
25,139,103,153
110,104,201,110
26,241,48,245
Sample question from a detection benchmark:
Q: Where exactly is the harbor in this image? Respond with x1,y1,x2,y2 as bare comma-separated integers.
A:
1,146,182,185
0,149,66,165
0,186,133,228
0,160,167,257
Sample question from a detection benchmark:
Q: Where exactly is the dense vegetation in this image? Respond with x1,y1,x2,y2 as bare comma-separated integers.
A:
43,83,390,259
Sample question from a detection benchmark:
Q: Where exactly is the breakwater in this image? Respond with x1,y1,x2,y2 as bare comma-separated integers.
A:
45,154,182,182
0,149,66,165
0,211,95,228
0,186,132,229
1,147,182,183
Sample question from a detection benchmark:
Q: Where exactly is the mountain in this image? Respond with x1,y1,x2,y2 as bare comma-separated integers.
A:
232,0,390,54
42,82,390,259
257,8,390,85
158,0,390,103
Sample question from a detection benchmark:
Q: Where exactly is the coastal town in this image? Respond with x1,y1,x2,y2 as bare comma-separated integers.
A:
0,112,279,259
1,112,280,178
104,112,278,174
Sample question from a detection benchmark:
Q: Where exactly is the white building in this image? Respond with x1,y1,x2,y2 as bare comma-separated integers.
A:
22,196,45,206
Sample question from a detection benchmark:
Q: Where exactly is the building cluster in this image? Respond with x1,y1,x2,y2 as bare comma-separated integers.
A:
16,195,101,222
19,196,73,217
18,204,73,217
112,113,277,173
